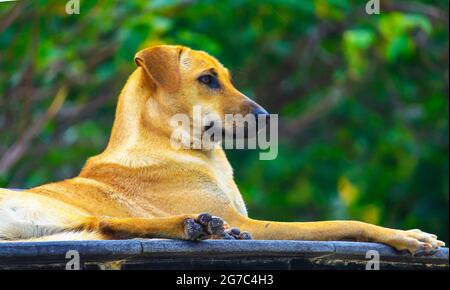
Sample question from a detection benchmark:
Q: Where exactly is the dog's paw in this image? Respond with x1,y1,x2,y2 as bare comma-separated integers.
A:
198,213,252,240
387,229,445,255
183,213,252,241
197,213,226,235
183,213,227,240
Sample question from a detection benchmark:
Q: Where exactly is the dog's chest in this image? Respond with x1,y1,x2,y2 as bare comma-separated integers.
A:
208,156,248,216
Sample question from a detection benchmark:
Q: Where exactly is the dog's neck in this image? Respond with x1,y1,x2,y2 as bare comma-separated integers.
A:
106,68,166,150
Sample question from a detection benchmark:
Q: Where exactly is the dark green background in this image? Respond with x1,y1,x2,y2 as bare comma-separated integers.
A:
0,0,448,242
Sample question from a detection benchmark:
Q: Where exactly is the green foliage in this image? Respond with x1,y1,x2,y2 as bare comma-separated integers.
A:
0,0,448,242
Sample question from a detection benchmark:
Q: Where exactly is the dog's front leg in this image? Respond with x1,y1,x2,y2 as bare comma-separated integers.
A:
233,216,444,255
72,214,249,241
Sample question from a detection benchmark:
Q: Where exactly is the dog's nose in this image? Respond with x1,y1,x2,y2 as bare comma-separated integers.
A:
252,106,270,121
252,106,270,133
242,97,270,124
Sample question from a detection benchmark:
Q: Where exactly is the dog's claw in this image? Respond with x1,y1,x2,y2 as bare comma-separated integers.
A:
413,241,439,257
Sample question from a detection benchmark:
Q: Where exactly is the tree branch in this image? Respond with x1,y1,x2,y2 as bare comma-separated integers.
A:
0,86,68,174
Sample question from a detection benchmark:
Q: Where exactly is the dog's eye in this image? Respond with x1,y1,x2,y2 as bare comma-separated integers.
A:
198,75,212,84
197,74,220,89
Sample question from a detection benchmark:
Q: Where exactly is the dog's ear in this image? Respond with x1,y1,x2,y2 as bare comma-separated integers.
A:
134,45,182,93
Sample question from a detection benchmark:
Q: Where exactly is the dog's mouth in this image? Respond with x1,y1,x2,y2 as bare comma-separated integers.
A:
202,119,270,141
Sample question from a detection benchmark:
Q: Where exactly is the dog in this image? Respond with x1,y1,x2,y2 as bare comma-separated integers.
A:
0,45,444,255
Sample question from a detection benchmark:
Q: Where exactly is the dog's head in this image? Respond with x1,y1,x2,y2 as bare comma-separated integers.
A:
134,45,269,143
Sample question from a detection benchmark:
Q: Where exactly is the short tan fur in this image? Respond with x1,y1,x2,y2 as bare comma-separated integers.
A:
0,45,444,254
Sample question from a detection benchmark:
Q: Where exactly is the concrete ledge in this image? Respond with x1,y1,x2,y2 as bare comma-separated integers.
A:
0,240,448,270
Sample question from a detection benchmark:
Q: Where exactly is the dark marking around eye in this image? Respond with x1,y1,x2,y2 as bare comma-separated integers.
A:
197,74,221,89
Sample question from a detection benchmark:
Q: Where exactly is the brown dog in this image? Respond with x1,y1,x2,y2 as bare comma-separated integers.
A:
0,45,444,254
